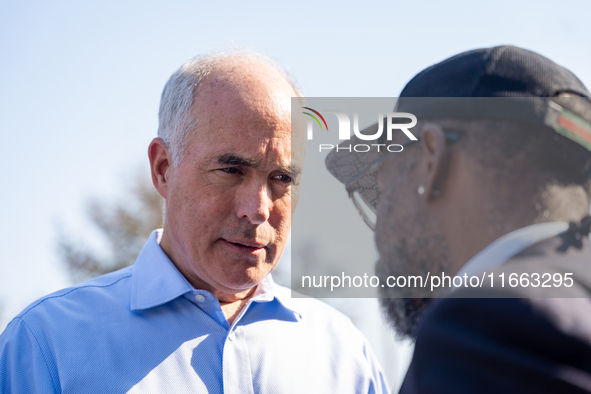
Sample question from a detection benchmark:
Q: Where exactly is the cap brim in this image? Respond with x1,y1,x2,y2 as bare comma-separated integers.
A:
325,119,384,185
325,119,386,211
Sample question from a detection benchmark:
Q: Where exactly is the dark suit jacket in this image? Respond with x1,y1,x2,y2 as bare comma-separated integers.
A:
400,233,591,393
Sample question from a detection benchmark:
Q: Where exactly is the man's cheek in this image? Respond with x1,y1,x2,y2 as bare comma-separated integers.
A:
270,200,292,226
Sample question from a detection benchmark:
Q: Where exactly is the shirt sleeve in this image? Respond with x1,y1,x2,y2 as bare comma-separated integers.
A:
0,317,58,393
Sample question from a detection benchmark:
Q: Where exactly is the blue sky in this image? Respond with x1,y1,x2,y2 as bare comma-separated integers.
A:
2,0,590,387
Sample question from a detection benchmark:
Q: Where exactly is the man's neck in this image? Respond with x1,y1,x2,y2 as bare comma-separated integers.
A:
158,229,259,324
219,289,257,325
183,273,258,325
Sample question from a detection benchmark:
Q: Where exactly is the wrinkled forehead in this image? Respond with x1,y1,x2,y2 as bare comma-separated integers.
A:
180,109,300,174
187,73,295,147
182,58,303,163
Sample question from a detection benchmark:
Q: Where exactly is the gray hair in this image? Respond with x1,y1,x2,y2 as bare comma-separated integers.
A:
158,50,301,167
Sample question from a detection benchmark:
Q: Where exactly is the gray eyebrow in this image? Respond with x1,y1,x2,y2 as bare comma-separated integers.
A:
282,164,302,178
217,153,259,167
216,153,301,177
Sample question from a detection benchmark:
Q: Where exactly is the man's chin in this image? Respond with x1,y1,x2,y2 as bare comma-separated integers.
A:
217,265,273,292
376,256,432,340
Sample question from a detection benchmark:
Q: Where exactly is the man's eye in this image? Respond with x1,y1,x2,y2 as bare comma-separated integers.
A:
221,167,241,174
273,174,292,184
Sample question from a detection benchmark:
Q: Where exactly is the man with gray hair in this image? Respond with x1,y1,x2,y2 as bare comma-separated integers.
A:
0,52,389,393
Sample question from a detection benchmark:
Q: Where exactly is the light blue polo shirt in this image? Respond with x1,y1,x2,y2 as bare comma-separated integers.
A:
0,230,389,393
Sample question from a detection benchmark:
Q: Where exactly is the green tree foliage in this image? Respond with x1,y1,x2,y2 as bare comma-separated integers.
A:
57,173,163,282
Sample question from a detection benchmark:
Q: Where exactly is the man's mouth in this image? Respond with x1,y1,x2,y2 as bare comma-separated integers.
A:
221,239,268,254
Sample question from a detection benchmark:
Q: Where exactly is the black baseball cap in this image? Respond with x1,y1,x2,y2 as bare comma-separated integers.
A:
400,45,590,98
325,45,591,221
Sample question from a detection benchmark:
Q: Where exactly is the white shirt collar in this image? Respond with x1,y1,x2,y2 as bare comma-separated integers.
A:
454,222,569,287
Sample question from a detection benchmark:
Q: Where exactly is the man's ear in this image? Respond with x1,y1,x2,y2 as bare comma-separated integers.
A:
420,123,447,201
148,138,172,199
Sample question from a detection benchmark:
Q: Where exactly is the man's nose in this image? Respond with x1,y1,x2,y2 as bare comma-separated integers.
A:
236,181,271,225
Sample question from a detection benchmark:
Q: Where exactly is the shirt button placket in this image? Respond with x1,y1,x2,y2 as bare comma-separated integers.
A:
223,327,255,394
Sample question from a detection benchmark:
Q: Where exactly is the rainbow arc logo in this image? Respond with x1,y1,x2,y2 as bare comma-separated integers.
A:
302,107,328,131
